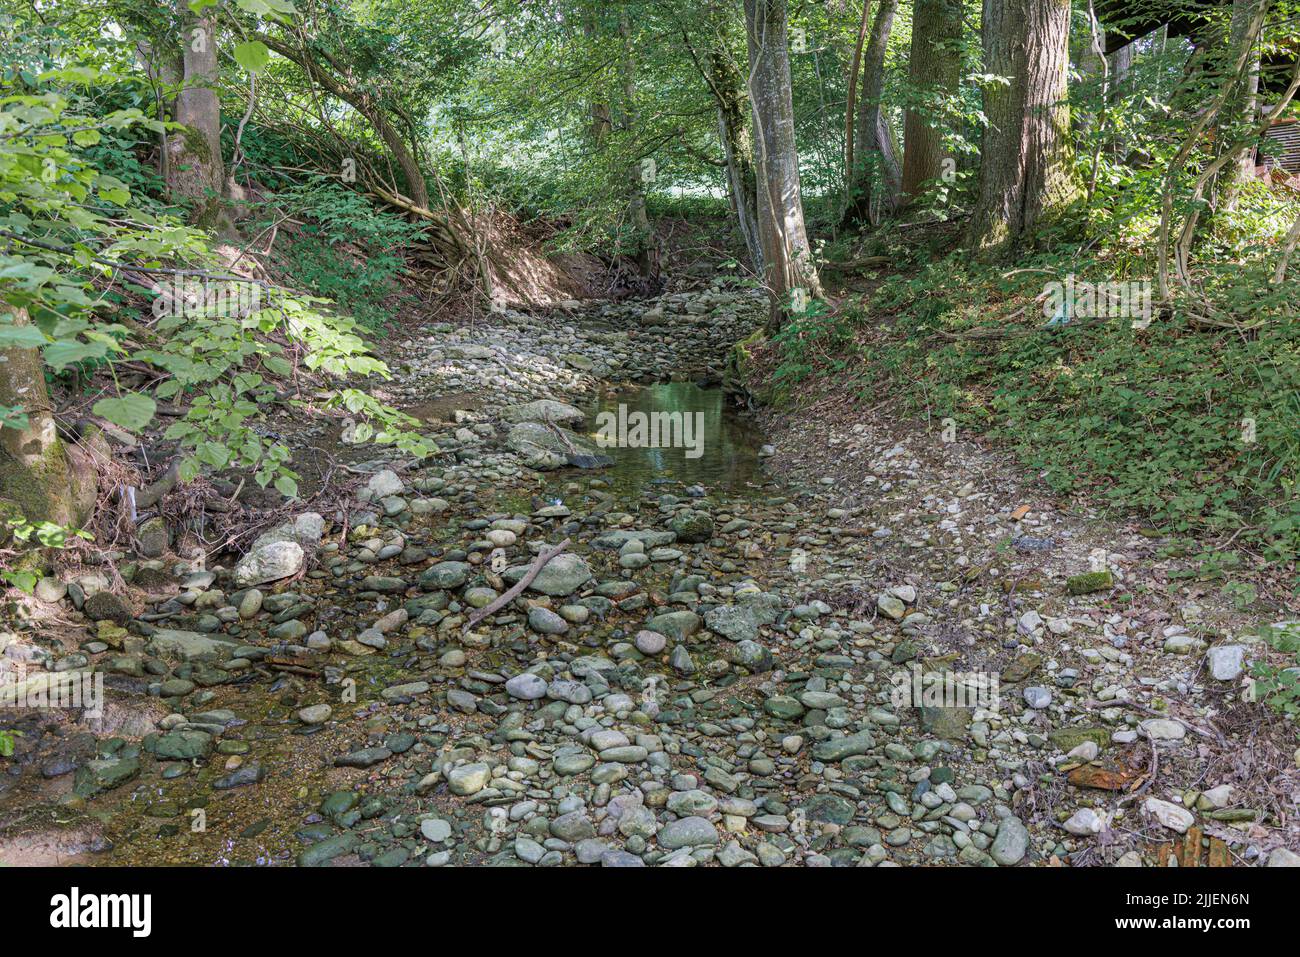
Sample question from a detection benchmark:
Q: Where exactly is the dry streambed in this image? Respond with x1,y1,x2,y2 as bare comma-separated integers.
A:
1,282,1297,867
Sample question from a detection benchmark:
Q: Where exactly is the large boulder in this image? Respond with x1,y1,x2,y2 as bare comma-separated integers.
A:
247,512,325,552
506,422,611,470
670,510,714,543
146,628,239,662
503,553,593,597
501,399,586,427
233,512,324,587
704,591,783,642
233,540,303,587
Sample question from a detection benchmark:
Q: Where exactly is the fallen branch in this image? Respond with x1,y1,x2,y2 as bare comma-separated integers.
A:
462,538,570,633
1082,698,1226,746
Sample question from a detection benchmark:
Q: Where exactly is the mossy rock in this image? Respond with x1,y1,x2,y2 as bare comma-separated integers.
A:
1066,570,1114,595
723,328,773,405
1048,726,1110,752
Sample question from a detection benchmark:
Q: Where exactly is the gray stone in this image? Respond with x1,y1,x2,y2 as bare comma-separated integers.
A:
233,540,304,587
501,399,586,427
505,673,548,700
1207,644,1245,681
658,816,719,849
991,816,1029,866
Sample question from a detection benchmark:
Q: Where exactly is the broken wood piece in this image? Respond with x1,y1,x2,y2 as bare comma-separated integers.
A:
462,538,571,633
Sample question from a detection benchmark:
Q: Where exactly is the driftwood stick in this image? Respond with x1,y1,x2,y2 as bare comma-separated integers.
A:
132,460,180,511
463,538,570,633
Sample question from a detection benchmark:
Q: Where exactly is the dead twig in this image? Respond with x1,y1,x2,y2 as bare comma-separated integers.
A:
462,538,570,633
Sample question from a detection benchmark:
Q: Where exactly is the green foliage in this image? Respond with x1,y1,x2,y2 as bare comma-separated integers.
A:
0,16,431,506
773,249,1300,568
1,515,92,591
1251,622,1300,720
0,729,19,758
768,295,858,403
267,179,423,330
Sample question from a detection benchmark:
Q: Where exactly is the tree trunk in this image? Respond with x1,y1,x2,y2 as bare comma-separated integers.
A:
707,27,763,273
966,0,1080,257
261,34,431,211
0,310,96,533
845,0,903,225
744,0,823,330
902,0,965,197
1110,40,1133,101
166,8,228,228
135,39,182,186
843,0,873,196
619,8,655,275
1215,0,1263,212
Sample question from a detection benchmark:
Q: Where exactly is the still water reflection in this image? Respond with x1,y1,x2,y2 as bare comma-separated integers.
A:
575,381,766,495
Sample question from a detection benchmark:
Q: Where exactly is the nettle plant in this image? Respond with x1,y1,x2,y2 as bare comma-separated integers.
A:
0,60,432,527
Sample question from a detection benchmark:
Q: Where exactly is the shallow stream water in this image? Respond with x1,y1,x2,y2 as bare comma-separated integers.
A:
574,381,767,496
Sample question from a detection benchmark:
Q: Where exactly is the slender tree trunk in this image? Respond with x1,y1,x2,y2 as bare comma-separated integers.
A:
166,8,227,228
902,0,965,197
710,40,764,273
0,310,95,531
744,0,823,330
135,39,182,185
966,0,1080,257
585,13,612,145
843,0,873,195
619,8,655,275
260,35,431,211
845,0,903,225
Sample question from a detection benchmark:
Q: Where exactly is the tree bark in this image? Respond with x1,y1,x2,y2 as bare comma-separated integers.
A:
902,0,965,197
845,0,903,225
1110,40,1133,101
702,19,763,273
0,310,95,532
843,0,874,195
619,8,656,275
1214,0,1264,212
966,0,1081,257
744,0,823,330
166,8,228,228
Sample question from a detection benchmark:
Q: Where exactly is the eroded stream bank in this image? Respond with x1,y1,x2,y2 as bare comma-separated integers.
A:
2,284,1297,868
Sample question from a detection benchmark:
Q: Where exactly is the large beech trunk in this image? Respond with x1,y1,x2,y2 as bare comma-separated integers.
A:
901,0,965,197
966,0,1080,257
744,0,823,330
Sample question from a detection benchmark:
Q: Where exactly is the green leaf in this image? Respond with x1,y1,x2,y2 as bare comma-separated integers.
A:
233,41,271,74
92,394,156,432
44,340,107,369
274,475,298,497
0,325,47,347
